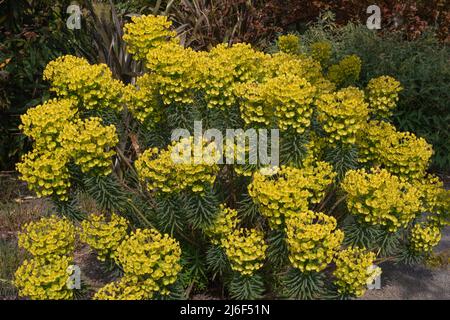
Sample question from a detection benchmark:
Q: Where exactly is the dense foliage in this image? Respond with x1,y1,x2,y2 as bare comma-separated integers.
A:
12,15,449,300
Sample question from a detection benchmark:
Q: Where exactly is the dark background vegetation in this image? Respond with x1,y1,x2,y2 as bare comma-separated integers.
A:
1,0,449,172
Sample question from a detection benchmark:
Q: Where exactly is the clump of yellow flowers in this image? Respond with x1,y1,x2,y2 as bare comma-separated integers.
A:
15,216,76,300
358,121,433,179
333,247,380,297
199,43,266,109
409,222,441,253
327,54,361,87
366,75,402,117
146,42,200,105
93,276,158,300
123,74,161,126
236,74,315,133
221,228,267,276
342,168,422,232
262,52,324,87
286,211,344,272
14,256,74,300
95,228,182,299
249,161,336,228
204,204,240,245
60,117,118,176
135,137,219,194
19,98,77,151
18,215,75,260
316,86,369,144
16,149,71,200
80,213,129,262
123,15,177,61
43,55,124,112
277,34,301,55
17,92,118,200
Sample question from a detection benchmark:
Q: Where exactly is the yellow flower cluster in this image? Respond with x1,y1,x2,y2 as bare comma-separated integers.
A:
18,215,75,261
342,168,422,232
197,52,236,109
14,256,73,300
80,213,129,262
146,42,200,105
262,52,324,85
248,162,336,227
285,211,344,272
43,55,124,112
236,74,315,133
16,149,71,200
409,223,441,253
412,175,443,212
19,98,77,151
15,216,75,300
221,228,267,276
277,34,301,55
357,120,396,164
316,86,369,144
18,120,117,197
327,55,361,87
379,131,432,180
135,138,219,194
93,275,157,300
366,76,402,117
333,247,379,297
123,15,177,61
17,97,118,199
60,117,118,176
97,228,182,299
358,121,433,179
123,74,161,127
310,41,332,66
204,204,240,245
210,43,266,84
413,176,450,227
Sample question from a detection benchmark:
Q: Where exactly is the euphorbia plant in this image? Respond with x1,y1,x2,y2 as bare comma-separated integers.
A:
15,15,449,300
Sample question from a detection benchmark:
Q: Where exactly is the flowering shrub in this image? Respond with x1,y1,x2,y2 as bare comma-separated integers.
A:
15,16,449,300
316,86,369,144
277,34,301,55
310,41,332,67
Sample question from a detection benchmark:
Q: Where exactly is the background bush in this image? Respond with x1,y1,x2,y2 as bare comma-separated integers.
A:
300,22,450,171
